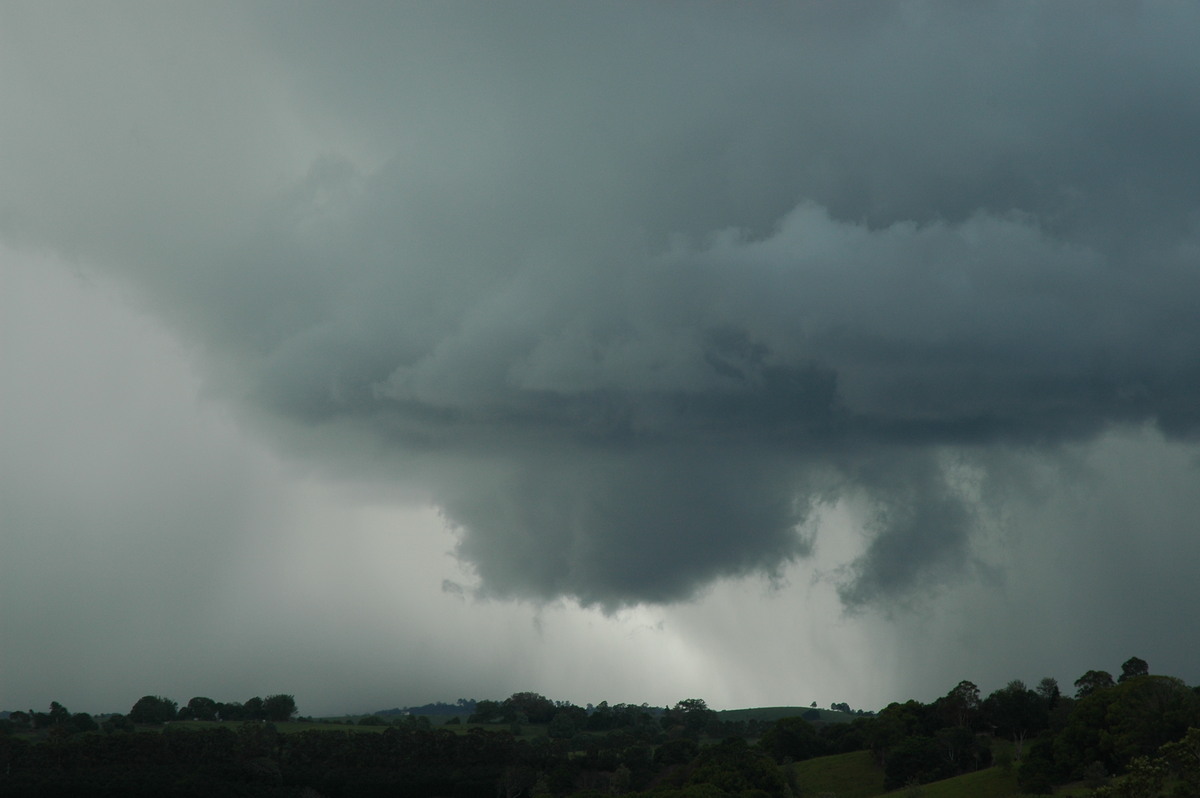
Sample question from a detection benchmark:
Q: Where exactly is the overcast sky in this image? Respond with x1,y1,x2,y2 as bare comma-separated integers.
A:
4,1,1200,718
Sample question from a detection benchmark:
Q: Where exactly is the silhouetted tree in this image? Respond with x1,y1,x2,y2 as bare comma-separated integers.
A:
758,715,823,763
983,680,1048,760
217,701,243,721
939,680,981,729
469,699,503,723
243,696,266,721
663,698,715,735
47,702,70,726
1036,677,1061,708
128,695,177,724
67,712,97,734
263,694,296,722
185,696,218,721
1075,670,1116,699
101,713,134,733
1119,656,1149,683
502,692,556,724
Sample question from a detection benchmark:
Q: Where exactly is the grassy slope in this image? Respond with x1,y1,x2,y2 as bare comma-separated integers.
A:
792,750,885,798
879,767,1022,798
792,752,1095,798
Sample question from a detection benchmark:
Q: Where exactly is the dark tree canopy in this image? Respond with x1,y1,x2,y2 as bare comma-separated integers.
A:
1074,669,1116,699
502,692,556,724
757,715,822,763
982,680,1049,759
185,696,218,722
263,694,297,722
1119,656,1150,683
938,680,982,729
243,696,266,721
128,695,178,724
1035,677,1061,707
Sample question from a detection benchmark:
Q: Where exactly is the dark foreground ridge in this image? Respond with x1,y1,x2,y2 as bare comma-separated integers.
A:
3,658,1199,797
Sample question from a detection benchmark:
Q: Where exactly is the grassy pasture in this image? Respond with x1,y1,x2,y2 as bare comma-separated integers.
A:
790,750,1095,798
791,750,885,798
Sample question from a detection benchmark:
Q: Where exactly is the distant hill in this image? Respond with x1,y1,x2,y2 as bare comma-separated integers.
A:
369,702,866,723
373,699,476,717
717,706,863,723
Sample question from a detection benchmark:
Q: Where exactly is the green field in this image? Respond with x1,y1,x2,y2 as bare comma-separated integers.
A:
792,750,886,798
789,750,1096,798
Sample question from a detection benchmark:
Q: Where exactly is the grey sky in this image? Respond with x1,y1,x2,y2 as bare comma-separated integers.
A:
3,2,1200,716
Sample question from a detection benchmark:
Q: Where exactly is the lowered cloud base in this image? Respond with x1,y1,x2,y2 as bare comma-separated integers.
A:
3,1,1200,713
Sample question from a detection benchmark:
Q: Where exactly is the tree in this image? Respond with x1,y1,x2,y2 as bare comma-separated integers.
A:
664,698,716,735
983,681,1048,761
68,712,98,734
1055,674,1200,777
1159,726,1200,796
586,700,613,731
48,701,71,726
1102,675,1199,766
101,713,135,733
865,702,923,767
217,701,244,721
243,696,266,721
469,699,503,723
186,696,218,722
502,692,556,724
263,694,297,722
1119,657,1149,683
1035,677,1061,709
940,681,981,729
1075,670,1115,699
689,737,790,798
758,716,822,763
128,695,178,724
547,710,579,740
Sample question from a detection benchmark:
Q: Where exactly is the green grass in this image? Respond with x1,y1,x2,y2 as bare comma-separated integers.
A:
790,752,1096,798
791,750,886,798
876,766,1094,798
879,766,1020,798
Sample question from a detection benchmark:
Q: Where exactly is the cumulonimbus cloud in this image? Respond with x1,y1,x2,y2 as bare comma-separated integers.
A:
4,2,1200,610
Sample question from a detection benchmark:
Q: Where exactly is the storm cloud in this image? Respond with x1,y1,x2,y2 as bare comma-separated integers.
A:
4,1,1200,619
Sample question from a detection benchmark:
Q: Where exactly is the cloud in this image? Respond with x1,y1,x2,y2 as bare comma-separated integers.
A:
4,2,1200,614
439,450,816,609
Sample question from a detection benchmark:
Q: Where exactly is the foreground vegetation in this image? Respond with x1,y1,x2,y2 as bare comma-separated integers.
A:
3,657,1199,797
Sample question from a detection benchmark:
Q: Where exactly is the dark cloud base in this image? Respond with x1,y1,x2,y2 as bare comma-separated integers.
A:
5,3,1200,614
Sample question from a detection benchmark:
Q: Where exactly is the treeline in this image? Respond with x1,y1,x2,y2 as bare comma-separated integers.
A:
4,658,1200,796
1,693,298,738
0,697,793,798
852,656,1200,794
